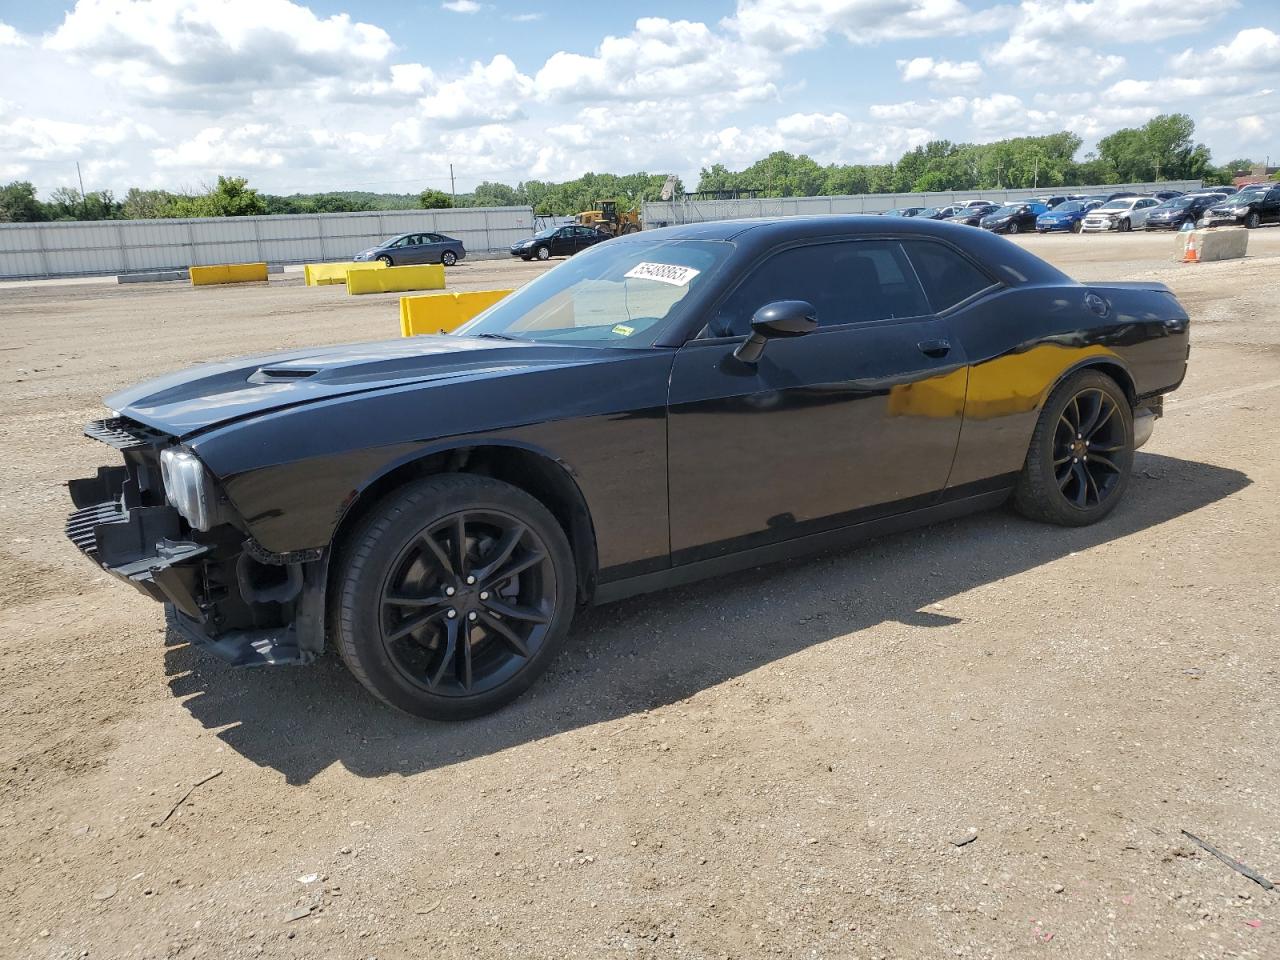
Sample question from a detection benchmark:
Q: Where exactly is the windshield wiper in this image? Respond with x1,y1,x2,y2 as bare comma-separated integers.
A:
474,332,523,341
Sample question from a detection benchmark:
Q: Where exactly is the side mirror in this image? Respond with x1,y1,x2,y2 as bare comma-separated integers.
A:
733,300,818,364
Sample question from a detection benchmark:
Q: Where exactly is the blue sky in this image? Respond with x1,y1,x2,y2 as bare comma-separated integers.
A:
0,1,1277,198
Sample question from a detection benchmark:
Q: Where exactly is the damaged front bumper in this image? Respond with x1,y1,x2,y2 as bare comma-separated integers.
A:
66,417,326,667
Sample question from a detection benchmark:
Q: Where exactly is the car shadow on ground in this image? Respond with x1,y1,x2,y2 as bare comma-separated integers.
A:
164,452,1249,785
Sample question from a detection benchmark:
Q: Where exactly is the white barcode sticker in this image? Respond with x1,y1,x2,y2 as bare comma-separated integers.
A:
623,262,701,286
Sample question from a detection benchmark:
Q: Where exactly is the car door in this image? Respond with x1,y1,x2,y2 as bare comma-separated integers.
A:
419,233,441,263
666,238,968,565
1132,198,1157,227
397,234,423,264
547,228,570,256
1264,186,1280,223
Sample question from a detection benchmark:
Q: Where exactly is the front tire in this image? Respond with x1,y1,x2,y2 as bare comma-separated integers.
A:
333,475,577,720
1013,370,1134,527
1245,211,1261,229
1071,220,1083,234
1119,218,1131,232
377,255,393,267
1007,221,1020,234
536,245,551,261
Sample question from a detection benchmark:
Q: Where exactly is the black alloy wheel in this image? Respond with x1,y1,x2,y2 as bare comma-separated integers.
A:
334,475,576,719
378,508,554,695
1014,370,1133,526
1007,221,1020,234
441,250,458,266
1051,388,1126,510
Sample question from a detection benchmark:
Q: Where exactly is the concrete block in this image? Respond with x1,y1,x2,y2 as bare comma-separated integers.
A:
1176,227,1248,263
347,263,445,295
117,270,188,284
400,289,512,336
190,262,269,285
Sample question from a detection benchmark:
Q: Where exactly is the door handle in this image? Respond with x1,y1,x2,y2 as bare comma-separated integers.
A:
917,338,951,358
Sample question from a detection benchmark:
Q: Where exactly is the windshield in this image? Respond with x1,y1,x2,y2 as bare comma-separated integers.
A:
456,239,733,347
378,235,404,247
1220,193,1257,206
1051,201,1087,213
1159,197,1195,210
532,227,558,239
1098,201,1130,212
990,204,1023,217
918,207,942,217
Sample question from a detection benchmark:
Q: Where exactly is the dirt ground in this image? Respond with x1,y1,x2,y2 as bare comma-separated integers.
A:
1,230,1278,960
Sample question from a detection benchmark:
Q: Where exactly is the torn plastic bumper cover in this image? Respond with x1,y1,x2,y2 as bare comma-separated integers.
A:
66,420,324,668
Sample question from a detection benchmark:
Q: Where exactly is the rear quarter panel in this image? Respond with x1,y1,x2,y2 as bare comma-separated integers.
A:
946,282,1189,488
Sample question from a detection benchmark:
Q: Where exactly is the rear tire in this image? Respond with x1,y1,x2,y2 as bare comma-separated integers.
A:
332,475,576,720
441,251,457,266
1013,370,1134,527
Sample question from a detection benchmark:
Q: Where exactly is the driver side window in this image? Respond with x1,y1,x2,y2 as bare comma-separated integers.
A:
706,240,930,337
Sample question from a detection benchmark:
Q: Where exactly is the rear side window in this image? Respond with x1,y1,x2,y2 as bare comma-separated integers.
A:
902,241,995,312
707,240,930,336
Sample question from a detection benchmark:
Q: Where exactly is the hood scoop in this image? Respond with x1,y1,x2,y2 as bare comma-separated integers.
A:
249,366,320,383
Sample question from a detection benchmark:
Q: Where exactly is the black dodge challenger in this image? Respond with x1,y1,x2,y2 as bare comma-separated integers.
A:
67,217,1190,719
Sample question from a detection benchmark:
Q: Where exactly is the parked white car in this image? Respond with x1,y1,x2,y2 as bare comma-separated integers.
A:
1081,197,1161,233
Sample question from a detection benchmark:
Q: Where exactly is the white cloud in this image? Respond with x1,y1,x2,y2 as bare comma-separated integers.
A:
729,0,1008,54
985,36,1124,85
897,57,983,86
0,0,1272,201
535,17,777,107
0,20,27,46
417,55,533,127
442,0,481,12
1102,28,1280,105
1009,0,1236,44
45,0,394,108
1174,26,1280,75
870,97,969,123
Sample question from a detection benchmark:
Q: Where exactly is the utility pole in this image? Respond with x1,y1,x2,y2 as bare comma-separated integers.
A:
1033,155,1038,189
449,163,456,205
75,161,87,217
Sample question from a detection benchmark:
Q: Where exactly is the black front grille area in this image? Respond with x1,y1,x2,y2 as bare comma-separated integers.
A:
65,499,127,559
84,416,166,450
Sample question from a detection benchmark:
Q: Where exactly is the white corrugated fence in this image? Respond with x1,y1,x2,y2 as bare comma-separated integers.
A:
0,206,536,280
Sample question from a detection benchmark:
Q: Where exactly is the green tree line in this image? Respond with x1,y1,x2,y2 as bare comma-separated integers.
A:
0,116,1269,224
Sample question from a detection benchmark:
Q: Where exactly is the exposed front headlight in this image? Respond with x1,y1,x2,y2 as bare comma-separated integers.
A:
160,447,217,531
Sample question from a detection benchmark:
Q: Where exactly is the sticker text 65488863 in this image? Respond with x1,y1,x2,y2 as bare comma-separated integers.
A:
623,262,701,287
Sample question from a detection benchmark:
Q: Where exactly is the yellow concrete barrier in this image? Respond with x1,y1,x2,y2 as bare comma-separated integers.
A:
190,262,268,286
303,261,385,286
400,289,513,336
347,263,445,296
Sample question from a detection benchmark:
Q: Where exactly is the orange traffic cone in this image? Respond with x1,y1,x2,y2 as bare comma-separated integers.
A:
1183,235,1199,263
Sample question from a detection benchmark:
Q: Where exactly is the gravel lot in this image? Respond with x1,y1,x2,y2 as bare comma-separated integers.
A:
1,230,1278,959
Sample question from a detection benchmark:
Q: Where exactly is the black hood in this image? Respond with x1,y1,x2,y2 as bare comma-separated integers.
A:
105,336,612,438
